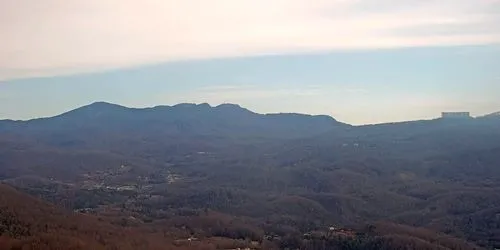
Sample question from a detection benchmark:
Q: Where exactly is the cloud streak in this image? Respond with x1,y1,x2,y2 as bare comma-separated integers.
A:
159,84,325,104
1,0,499,79
154,83,497,125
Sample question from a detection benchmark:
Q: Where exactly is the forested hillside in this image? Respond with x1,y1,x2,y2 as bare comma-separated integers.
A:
1,103,498,249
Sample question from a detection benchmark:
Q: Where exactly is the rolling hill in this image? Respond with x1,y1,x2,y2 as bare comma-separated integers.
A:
0,184,179,250
1,102,499,249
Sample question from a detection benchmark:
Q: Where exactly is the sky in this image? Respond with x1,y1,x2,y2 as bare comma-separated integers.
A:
1,0,500,124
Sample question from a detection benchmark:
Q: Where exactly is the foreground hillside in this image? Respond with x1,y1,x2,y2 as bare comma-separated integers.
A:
1,102,499,249
0,184,481,250
0,184,180,250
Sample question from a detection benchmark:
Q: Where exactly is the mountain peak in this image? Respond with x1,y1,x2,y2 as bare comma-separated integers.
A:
214,103,255,115
83,101,126,110
89,101,114,106
215,103,242,109
172,103,212,109
7,102,346,136
56,101,128,120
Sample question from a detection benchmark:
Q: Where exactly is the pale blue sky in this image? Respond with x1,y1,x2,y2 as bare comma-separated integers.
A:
1,45,499,124
1,0,500,124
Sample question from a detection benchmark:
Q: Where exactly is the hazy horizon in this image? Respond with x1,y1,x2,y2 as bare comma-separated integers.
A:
2,99,498,127
1,0,499,124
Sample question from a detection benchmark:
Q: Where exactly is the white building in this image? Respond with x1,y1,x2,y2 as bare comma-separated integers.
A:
441,112,471,119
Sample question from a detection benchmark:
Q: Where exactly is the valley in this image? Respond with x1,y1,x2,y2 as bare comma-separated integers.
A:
1,102,499,249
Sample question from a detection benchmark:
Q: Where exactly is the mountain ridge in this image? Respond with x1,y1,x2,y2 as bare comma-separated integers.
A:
0,102,348,146
1,102,499,248
3,102,498,126
0,102,343,125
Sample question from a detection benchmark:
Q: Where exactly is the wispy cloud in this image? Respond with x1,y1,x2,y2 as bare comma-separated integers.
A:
155,83,486,124
185,84,370,101
161,84,323,104
345,88,368,94
1,0,499,79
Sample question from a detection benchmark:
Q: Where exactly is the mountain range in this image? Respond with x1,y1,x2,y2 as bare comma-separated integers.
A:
1,102,500,249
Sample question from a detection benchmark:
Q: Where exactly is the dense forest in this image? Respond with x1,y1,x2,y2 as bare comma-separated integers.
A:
1,102,499,249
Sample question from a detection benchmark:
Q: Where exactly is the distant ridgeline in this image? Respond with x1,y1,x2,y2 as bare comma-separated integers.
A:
441,112,472,119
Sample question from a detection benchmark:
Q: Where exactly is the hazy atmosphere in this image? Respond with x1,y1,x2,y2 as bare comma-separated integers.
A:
2,1,500,249
1,0,500,124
